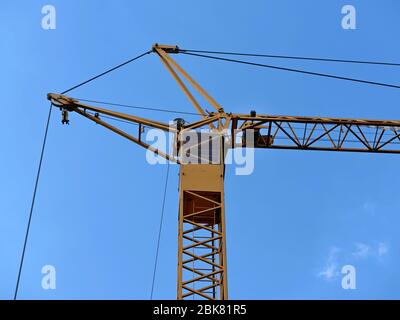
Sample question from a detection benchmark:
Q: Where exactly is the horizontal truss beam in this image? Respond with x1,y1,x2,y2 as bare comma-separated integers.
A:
233,115,400,153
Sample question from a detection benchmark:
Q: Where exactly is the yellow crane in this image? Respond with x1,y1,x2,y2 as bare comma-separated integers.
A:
47,44,400,300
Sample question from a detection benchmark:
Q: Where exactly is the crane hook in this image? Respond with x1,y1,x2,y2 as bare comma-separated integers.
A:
61,109,69,125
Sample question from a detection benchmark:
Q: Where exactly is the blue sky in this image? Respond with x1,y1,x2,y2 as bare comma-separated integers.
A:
1,0,400,299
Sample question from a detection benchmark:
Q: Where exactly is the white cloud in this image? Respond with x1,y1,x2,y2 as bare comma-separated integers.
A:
352,242,371,258
318,247,340,280
351,242,389,259
318,242,389,282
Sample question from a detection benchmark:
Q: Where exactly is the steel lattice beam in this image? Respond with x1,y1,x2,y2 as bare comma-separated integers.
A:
178,167,228,300
233,114,400,153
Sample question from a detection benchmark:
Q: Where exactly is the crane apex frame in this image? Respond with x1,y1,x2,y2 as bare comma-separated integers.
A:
48,44,400,300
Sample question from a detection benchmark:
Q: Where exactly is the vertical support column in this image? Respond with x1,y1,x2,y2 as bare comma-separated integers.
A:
177,194,184,300
177,164,228,300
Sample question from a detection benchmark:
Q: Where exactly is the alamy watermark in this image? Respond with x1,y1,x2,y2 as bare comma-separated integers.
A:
342,5,356,30
41,265,56,290
341,265,356,290
41,5,56,30
144,123,255,175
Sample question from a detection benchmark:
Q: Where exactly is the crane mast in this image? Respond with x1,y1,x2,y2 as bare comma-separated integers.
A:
48,44,400,300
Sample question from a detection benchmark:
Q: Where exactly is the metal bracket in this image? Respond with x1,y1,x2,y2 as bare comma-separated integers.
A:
152,43,180,54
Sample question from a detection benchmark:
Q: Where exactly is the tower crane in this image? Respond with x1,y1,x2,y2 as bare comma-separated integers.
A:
47,44,400,300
